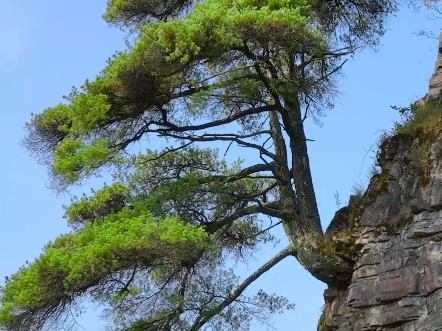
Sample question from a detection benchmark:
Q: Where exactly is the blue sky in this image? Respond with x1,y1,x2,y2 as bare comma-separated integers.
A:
0,1,441,331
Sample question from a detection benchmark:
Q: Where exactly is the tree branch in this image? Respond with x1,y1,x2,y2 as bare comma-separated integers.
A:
155,132,276,159
188,245,295,331
208,163,275,183
151,105,276,133
170,73,260,99
204,200,282,233
298,48,354,71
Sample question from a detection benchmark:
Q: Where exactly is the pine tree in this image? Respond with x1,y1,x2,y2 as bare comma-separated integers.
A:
0,1,421,330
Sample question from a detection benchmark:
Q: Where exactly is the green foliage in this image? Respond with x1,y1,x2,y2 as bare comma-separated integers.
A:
0,213,210,324
410,141,432,174
390,100,442,185
53,138,112,183
2,143,280,330
23,0,332,191
8,0,416,330
392,100,442,135
103,0,194,27
310,0,401,50
380,213,414,235
63,183,130,227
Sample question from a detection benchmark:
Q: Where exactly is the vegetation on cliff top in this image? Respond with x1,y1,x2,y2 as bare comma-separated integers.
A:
388,100,442,182
393,99,442,135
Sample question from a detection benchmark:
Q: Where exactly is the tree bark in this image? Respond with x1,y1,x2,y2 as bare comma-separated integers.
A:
268,110,354,287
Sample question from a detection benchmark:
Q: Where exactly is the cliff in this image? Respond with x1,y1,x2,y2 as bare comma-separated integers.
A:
424,32,442,103
318,33,442,331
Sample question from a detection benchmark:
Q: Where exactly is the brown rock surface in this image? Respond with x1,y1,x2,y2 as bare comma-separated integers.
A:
319,135,442,331
318,37,442,331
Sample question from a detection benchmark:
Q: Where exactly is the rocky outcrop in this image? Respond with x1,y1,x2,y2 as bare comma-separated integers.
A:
320,133,442,331
423,32,442,102
318,38,442,331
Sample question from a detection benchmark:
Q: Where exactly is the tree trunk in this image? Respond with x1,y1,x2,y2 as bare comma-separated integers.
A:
268,107,354,287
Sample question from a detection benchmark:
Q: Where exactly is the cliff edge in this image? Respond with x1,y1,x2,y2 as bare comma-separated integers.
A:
319,33,442,331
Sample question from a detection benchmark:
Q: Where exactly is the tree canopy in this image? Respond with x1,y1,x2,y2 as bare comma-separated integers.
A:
0,0,431,331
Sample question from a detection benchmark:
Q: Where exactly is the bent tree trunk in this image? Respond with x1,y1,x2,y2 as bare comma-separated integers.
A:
0,1,385,329
268,90,354,287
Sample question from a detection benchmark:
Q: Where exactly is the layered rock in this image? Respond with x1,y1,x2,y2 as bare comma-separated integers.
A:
319,133,442,331
318,36,442,331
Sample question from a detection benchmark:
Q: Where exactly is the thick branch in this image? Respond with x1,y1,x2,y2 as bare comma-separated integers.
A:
309,58,348,88
188,245,295,331
203,201,282,234
170,73,261,100
151,105,276,133
155,132,276,159
278,97,322,233
208,162,274,183
298,48,354,71
268,111,291,185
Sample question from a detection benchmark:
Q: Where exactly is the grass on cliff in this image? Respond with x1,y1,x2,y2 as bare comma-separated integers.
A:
393,99,442,135
391,99,442,181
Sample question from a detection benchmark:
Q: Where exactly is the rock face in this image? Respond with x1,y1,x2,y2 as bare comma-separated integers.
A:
320,134,442,331
424,32,442,102
318,38,442,331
